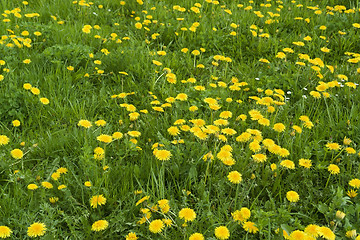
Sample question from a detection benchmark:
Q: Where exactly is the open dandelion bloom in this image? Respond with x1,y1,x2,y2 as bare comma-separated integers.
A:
232,207,251,222
286,191,299,202
91,220,109,231
97,134,113,143
10,149,23,159
0,226,12,238
349,179,360,188
41,182,53,189
227,171,242,184
125,232,138,240
328,164,340,175
179,208,196,222
318,227,335,240
78,120,92,128
27,184,38,190
214,226,230,240
243,221,259,234
189,233,204,240
27,222,46,237
154,149,172,161
90,195,106,208
0,135,10,145
149,219,164,233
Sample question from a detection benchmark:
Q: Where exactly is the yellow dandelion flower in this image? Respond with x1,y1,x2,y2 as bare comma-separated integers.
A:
154,149,172,161
91,220,109,231
27,222,46,237
328,164,340,175
214,226,230,240
189,233,204,240
95,120,106,126
41,181,53,189
168,126,180,136
0,226,11,238
27,184,38,190
179,208,196,222
227,171,242,184
97,134,113,143
243,221,258,234
11,149,23,159
299,159,312,169
0,135,10,145
90,195,106,208
318,227,335,240
78,120,92,128
280,160,295,169
232,207,251,222
286,191,299,202
149,219,164,233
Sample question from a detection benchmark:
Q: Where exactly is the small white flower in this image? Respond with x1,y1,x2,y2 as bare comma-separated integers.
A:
302,95,307,99
255,78,260,80
287,91,292,94
303,87,307,90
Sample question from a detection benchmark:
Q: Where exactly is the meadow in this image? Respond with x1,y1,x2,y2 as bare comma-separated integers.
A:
0,0,360,239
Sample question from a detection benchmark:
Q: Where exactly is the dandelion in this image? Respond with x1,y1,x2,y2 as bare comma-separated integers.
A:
51,172,60,180
12,120,20,127
97,134,113,143
349,179,360,188
227,171,242,184
328,164,340,175
299,159,312,169
30,87,40,95
214,226,230,240
318,227,335,240
176,93,188,101
112,132,123,140
232,208,251,222
127,131,141,137
347,189,357,198
126,232,138,240
179,208,196,222
27,184,38,190
154,149,172,161
243,221,259,234
304,224,320,238
168,126,180,136
149,219,164,233
189,233,204,240
95,120,106,126
84,181,92,187
280,160,295,169
23,59,31,64
40,98,49,105
0,135,10,145
252,154,267,163
11,149,23,159
78,120,92,128
136,196,150,206
326,142,341,151
0,226,11,238
335,210,345,220
41,182,53,189
273,123,285,132
27,222,46,237
286,191,299,202
90,195,106,208
91,220,109,231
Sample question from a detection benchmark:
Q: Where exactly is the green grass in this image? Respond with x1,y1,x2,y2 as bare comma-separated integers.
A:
0,0,360,239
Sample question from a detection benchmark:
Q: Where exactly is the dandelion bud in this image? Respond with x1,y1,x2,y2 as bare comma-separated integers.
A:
336,210,345,220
